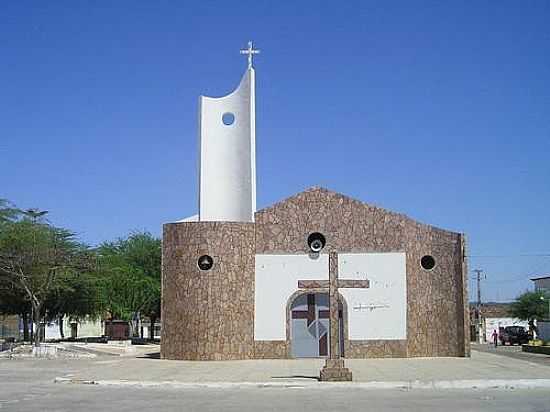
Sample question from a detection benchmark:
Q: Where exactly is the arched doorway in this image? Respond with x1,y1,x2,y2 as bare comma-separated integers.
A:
289,292,345,358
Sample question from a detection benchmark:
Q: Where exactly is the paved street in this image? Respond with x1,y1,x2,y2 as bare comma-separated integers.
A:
1,344,549,411
472,343,550,367
1,381,550,412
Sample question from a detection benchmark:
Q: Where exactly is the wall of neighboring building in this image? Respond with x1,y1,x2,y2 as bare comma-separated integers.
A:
0,315,20,339
534,277,550,292
141,323,161,339
43,317,103,340
538,321,550,341
484,317,529,341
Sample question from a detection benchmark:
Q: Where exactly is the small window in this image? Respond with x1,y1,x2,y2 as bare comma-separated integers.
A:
420,255,436,271
197,255,214,271
222,112,235,126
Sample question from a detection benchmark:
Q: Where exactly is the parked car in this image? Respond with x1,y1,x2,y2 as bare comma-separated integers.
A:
499,326,530,345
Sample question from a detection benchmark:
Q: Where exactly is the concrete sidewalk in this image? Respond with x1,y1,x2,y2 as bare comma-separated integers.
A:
51,349,550,383
65,350,550,386
3,346,550,389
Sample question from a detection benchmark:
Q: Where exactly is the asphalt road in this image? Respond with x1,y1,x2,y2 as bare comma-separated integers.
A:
472,343,550,367
1,380,550,412
1,344,549,411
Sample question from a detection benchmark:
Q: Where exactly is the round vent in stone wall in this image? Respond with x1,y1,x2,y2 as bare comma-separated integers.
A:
420,255,436,271
197,255,214,271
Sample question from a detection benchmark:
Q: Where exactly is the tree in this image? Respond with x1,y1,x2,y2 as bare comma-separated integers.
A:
0,199,21,224
96,232,161,339
44,270,103,339
0,215,91,347
0,283,31,340
122,232,161,340
0,200,31,339
509,290,550,335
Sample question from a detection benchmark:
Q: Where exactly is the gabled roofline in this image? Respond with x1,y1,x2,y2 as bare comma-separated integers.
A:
255,185,462,236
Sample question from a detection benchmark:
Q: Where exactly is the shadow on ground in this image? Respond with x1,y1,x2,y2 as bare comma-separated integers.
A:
137,352,161,359
271,375,320,381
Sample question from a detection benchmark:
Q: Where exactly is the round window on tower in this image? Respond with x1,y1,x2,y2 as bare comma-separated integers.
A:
222,112,235,126
420,255,436,271
197,255,214,271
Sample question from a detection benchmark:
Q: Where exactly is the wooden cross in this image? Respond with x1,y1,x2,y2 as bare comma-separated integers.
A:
239,40,260,69
297,252,369,381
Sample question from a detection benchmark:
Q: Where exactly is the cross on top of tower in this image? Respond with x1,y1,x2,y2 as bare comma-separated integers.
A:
240,41,260,69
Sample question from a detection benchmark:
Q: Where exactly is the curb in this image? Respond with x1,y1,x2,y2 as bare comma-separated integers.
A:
54,377,550,390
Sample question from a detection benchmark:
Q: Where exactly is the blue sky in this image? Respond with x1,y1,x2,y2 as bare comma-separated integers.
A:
1,1,549,302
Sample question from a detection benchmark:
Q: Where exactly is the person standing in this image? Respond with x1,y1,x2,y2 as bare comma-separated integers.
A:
492,329,499,347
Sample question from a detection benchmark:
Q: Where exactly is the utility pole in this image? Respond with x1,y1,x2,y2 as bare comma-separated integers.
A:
474,269,484,344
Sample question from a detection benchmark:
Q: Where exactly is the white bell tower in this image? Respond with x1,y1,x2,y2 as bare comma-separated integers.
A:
198,41,259,222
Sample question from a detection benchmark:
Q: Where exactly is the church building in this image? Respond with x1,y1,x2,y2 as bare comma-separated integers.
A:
161,43,470,361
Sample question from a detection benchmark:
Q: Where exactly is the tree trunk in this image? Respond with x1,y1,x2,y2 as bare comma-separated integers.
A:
131,312,140,338
149,315,157,341
32,303,42,347
130,319,139,338
22,312,29,341
127,318,136,339
58,315,64,340
30,307,34,342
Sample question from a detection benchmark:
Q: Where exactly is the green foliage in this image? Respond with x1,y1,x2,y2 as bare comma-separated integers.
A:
45,270,103,322
0,283,29,316
1,199,162,341
0,199,21,224
95,232,161,321
509,290,550,321
0,210,92,345
0,219,88,301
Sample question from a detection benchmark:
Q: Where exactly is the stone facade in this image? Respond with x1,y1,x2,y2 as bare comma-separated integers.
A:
161,187,469,360
161,222,255,360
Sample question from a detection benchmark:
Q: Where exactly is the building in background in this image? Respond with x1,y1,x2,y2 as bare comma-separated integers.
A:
41,317,103,340
0,315,20,340
531,275,550,292
477,303,528,343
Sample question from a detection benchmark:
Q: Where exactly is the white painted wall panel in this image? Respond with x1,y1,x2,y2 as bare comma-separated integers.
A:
339,253,407,340
43,317,103,340
254,254,329,340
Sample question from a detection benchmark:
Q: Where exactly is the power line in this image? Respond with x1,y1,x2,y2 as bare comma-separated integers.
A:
468,254,550,258
483,277,530,284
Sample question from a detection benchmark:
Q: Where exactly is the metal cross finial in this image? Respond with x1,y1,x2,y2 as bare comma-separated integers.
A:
240,41,260,69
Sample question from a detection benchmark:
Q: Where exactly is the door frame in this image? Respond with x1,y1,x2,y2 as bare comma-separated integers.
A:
286,289,348,358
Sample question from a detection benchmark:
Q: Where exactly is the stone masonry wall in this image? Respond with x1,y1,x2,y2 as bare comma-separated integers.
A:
254,187,468,358
405,223,468,357
161,222,255,360
161,187,468,360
